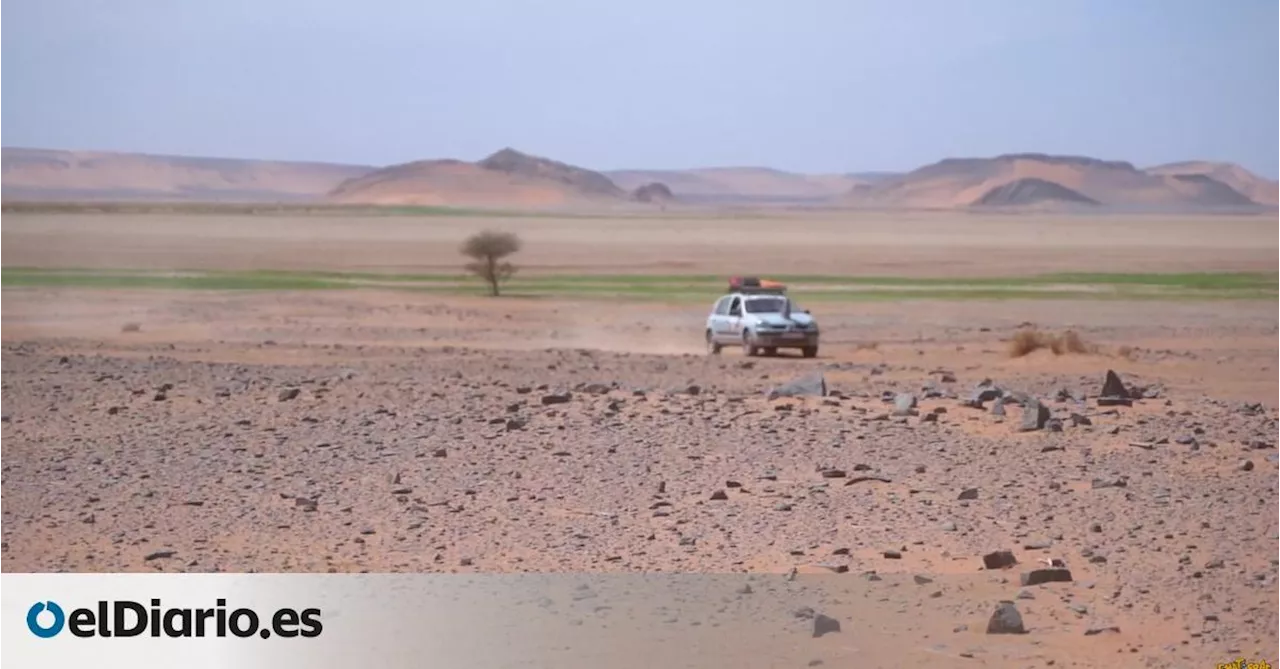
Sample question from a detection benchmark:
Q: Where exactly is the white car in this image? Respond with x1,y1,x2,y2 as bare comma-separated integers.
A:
705,277,819,358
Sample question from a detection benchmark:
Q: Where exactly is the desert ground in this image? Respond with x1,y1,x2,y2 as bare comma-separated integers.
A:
2,211,1277,668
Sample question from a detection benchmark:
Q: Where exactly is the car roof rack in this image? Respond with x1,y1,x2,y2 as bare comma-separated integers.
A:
728,276,787,295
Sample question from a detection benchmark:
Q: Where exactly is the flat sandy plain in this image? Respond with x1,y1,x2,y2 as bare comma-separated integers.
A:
2,210,1278,668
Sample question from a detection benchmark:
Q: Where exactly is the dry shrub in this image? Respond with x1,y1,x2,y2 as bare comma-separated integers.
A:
1008,328,1092,358
1053,330,1089,355
1008,329,1048,357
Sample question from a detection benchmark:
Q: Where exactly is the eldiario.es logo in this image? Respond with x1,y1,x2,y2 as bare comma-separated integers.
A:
27,599,322,639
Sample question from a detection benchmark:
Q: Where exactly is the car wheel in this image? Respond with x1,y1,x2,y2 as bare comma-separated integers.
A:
802,346,818,359
706,330,722,355
742,331,759,357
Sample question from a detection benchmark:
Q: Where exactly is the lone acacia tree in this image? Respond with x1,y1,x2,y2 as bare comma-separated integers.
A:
461,230,521,296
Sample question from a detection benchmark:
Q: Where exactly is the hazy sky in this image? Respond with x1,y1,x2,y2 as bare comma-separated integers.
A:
4,0,1277,176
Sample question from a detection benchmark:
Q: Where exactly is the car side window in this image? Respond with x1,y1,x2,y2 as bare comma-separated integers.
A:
728,297,741,316
713,297,730,315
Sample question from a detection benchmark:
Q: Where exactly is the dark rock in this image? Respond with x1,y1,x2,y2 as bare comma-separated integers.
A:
913,575,934,585
812,614,841,638
1018,398,1051,431
845,475,892,485
983,550,1017,570
1091,477,1127,489
580,383,611,395
144,550,177,561
278,388,300,402
1084,625,1120,636
972,380,1003,403
432,448,447,458
710,490,728,501
1100,370,1132,399
541,392,572,405
986,601,1026,634
819,469,846,479
1238,459,1255,472
958,487,979,500
1069,413,1092,427
882,550,902,559
1020,568,1073,586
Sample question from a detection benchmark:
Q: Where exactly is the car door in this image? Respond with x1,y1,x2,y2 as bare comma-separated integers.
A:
727,296,744,337
707,297,726,340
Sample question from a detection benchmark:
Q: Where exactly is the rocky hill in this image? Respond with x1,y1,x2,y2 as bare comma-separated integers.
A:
846,153,1274,212
1147,161,1279,206
1,147,372,202
327,148,627,207
606,167,867,205
971,177,1100,208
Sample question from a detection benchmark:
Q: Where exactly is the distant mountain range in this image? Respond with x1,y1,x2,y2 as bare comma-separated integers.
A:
4,146,1275,213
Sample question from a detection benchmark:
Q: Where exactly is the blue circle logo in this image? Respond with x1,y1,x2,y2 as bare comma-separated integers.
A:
27,601,65,638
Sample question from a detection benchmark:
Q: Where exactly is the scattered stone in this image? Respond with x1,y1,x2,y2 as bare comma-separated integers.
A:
144,550,177,561
710,490,728,501
972,380,1003,403
986,601,1026,634
768,372,826,399
1084,625,1121,636
819,469,847,479
913,575,934,585
1020,568,1073,586
983,550,1017,570
883,550,902,559
812,614,841,638
1238,459,1255,472
893,393,918,416
432,448,447,458
845,475,892,486
121,322,142,333
541,392,572,405
277,388,300,402
1100,370,1132,399
1018,398,1051,431
958,487,979,500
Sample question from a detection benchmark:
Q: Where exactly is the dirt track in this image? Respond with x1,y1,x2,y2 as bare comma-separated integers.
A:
2,213,1277,667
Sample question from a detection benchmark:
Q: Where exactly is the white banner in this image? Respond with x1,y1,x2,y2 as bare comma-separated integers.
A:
3,573,886,668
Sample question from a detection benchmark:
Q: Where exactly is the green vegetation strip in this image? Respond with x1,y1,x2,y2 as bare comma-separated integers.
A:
2,268,1274,301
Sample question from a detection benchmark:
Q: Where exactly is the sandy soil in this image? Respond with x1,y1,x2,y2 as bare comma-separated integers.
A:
2,213,1277,667
3,212,1276,276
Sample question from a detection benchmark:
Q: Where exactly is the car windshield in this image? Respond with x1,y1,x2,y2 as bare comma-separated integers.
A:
744,297,787,314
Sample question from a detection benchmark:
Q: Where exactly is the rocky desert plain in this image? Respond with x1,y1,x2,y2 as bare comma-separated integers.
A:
2,147,1278,668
